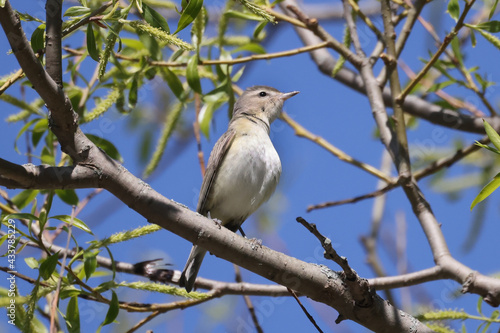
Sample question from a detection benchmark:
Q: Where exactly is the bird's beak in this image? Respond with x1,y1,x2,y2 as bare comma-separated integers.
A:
280,91,299,101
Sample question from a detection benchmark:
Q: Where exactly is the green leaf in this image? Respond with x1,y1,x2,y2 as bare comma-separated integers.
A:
65,296,81,333
3,213,39,222
85,134,123,162
490,0,500,20
224,10,265,22
473,26,500,50
447,0,460,21
475,141,500,155
41,146,55,165
24,257,39,269
450,36,463,66
49,215,93,234
101,291,119,327
84,251,97,281
30,24,45,52
186,54,202,94
174,0,204,34
64,6,91,17
483,119,500,151
129,74,138,108
142,2,170,33
199,88,228,137
232,43,266,54
253,21,267,39
87,23,100,62
161,68,185,100
14,118,39,153
60,288,82,299
55,189,79,206
475,20,500,33
40,252,59,280
11,190,39,210
470,28,477,47
471,172,500,210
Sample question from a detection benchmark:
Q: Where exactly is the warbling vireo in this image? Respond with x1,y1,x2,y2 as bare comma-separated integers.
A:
179,86,299,292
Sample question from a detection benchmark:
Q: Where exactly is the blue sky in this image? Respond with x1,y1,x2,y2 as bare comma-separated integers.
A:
1,1,500,332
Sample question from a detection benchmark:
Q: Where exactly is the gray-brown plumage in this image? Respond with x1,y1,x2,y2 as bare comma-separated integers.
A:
179,86,298,292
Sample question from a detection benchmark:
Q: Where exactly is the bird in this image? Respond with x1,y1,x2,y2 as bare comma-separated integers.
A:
179,86,299,292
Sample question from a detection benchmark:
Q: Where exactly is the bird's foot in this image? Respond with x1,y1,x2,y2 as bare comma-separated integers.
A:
249,238,263,250
212,218,222,229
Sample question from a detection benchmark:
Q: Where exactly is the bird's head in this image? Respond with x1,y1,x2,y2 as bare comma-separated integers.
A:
233,86,299,125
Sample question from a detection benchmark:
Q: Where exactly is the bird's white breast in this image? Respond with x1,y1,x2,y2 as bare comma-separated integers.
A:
209,125,281,223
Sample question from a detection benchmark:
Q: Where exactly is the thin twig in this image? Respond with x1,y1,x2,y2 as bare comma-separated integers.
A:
281,112,394,183
397,0,477,104
193,93,206,177
360,150,396,305
0,68,24,95
234,265,263,333
126,310,162,333
296,217,373,307
50,206,74,333
308,136,487,211
287,287,323,333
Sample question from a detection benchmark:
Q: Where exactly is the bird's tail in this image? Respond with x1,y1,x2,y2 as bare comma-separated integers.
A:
179,245,207,292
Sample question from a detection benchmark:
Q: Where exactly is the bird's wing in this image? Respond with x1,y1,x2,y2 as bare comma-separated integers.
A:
197,128,236,215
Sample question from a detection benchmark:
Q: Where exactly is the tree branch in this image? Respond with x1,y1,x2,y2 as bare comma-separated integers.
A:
0,2,435,330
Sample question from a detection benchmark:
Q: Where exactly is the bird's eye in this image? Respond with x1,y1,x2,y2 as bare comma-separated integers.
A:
259,91,267,97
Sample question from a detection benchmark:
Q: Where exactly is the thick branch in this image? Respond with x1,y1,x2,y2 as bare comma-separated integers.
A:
0,158,100,189
0,2,432,330
282,1,500,134
45,0,63,87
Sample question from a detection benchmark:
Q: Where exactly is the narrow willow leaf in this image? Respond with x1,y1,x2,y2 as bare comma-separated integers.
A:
475,20,500,33
450,36,463,65
12,190,39,210
49,215,93,234
40,253,59,280
199,88,228,137
65,296,81,333
64,6,91,17
470,28,477,47
55,189,79,206
490,0,500,20
253,21,267,39
143,103,184,177
475,27,500,50
174,0,203,34
142,2,170,33
224,10,265,21
84,251,97,281
30,24,45,52
447,0,460,21
186,54,202,94
85,134,123,162
86,23,100,61
129,74,139,108
161,67,185,100
471,172,500,210
24,257,39,269
232,43,265,54
483,119,500,151
3,213,39,222
101,291,119,327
